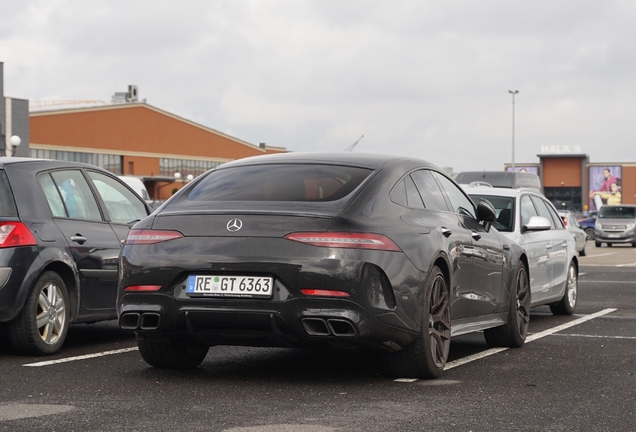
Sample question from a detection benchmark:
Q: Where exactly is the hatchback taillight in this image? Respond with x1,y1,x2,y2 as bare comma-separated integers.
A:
124,229,184,245
284,232,401,251
0,222,38,248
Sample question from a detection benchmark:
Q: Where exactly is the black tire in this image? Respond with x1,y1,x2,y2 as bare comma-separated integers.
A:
386,266,450,379
607,243,613,247
9,271,69,355
137,336,209,368
584,228,595,241
579,246,586,257
595,241,602,247
550,261,578,315
484,262,530,348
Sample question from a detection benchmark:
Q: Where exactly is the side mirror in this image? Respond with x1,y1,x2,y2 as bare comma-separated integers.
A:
476,199,497,224
523,215,552,232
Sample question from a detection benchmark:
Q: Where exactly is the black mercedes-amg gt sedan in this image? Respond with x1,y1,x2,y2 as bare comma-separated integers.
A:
118,152,530,378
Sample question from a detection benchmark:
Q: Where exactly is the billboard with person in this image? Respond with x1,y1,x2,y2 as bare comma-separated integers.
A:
589,166,622,211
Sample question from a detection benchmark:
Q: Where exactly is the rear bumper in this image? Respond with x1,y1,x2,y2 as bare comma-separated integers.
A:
118,295,418,351
117,237,427,351
0,247,41,322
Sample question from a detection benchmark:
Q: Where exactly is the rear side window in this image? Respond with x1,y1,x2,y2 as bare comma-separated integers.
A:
0,170,18,217
187,164,372,202
411,170,449,212
43,170,103,221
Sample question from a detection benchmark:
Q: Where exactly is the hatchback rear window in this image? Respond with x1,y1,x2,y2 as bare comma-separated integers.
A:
599,206,636,218
187,164,373,202
0,170,18,217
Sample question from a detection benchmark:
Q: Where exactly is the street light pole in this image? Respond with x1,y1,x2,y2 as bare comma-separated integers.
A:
508,90,519,170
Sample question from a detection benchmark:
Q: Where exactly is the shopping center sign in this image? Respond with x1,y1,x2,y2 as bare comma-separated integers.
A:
540,145,583,154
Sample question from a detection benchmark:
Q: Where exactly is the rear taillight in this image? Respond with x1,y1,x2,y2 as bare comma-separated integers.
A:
561,217,568,226
0,222,37,248
300,289,350,297
125,285,162,292
284,232,401,251
124,229,183,245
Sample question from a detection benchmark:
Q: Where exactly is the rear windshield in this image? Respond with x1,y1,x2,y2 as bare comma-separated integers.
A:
0,169,18,217
599,206,636,219
187,164,373,202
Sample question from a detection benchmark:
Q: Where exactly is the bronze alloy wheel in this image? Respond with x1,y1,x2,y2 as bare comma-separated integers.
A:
386,266,451,379
428,271,451,368
515,265,531,340
484,262,530,348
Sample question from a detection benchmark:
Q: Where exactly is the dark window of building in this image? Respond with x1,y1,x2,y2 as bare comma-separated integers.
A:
544,187,582,212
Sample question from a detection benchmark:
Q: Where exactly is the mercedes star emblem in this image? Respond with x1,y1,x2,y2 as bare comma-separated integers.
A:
227,218,243,232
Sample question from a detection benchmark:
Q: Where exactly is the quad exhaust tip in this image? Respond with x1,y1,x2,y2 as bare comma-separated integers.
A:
120,312,161,331
301,317,357,337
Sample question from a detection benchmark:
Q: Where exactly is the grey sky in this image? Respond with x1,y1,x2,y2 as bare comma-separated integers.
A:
2,0,635,172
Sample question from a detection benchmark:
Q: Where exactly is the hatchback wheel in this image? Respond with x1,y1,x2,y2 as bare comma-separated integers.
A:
550,261,578,315
595,241,602,247
386,266,450,379
484,262,530,348
137,336,209,368
584,228,595,240
9,271,69,355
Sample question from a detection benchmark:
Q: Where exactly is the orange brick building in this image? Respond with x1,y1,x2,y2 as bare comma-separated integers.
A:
29,100,285,199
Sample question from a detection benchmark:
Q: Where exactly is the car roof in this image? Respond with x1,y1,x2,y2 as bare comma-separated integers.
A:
599,204,636,209
216,152,439,171
0,157,108,171
463,185,541,198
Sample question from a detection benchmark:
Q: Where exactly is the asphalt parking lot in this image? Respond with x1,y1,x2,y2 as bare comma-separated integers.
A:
1,242,635,431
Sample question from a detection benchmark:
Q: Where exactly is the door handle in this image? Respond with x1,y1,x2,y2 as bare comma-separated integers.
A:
70,234,87,244
441,227,452,237
471,231,482,241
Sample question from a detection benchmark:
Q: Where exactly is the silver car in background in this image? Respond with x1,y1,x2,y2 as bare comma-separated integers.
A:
558,210,587,256
465,185,579,315
594,204,636,247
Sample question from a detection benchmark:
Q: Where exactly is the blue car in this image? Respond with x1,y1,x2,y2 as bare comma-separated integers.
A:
578,212,597,240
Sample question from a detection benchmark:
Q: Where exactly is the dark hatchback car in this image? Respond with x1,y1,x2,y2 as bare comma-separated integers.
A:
118,152,530,379
0,157,151,355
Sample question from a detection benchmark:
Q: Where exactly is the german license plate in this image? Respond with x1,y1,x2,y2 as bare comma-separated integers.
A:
186,275,273,298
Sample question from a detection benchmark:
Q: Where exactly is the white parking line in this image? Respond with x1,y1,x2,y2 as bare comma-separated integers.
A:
616,262,636,267
582,252,617,258
524,308,617,342
395,308,617,381
552,333,636,340
22,310,620,371
579,280,635,284
23,347,138,367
